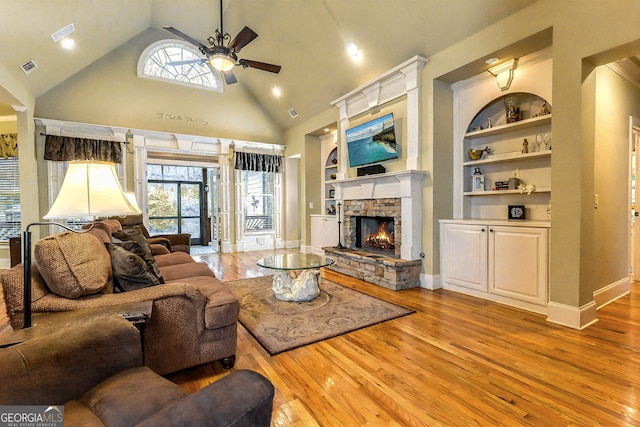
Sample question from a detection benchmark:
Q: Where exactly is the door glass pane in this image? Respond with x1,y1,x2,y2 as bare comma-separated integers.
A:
149,218,178,234
182,218,201,238
148,183,178,217
181,184,200,216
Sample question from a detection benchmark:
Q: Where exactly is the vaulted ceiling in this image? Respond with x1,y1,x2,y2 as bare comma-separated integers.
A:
1,0,539,131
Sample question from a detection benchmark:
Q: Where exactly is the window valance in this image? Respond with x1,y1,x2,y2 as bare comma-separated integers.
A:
44,134,122,163
0,134,18,159
234,151,283,173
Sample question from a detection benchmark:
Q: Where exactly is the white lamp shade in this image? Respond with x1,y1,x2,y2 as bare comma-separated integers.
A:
44,161,139,219
125,192,142,214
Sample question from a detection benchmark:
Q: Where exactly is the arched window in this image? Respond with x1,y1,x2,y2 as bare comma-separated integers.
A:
137,40,222,92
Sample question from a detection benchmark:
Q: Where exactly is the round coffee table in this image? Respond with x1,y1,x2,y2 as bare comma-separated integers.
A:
257,254,334,302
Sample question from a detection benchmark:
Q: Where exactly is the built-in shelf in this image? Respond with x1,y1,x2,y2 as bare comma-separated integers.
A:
463,150,551,166
465,114,552,139
463,187,551,196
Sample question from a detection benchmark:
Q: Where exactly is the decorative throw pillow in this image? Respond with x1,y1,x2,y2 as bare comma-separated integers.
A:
119,240,164,284
34,232,109,298
106,243,161,292
112,228,154,257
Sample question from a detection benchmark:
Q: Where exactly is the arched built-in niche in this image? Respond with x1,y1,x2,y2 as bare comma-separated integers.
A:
466,92,552,133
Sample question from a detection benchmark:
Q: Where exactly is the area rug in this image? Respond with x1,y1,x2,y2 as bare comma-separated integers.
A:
227,276,414,355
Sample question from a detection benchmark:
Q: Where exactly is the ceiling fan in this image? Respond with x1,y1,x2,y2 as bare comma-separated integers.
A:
163,0,281,85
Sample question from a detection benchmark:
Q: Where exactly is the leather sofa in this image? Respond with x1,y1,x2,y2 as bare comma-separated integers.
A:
1,219,239,375
0,316,275,426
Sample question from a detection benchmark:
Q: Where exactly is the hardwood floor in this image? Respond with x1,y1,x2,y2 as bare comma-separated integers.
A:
167,249,640,426
1,250,638,425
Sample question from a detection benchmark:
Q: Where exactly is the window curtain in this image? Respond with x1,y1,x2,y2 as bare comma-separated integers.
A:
44,134,122,163
234,151,283,173
0,134,18,159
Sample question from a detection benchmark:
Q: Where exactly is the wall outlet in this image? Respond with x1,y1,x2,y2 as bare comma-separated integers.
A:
309,202,314,209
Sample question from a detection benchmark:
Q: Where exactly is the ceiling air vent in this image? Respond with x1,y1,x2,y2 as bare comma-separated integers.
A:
288,108,299,119
20,60,38,75
51,23,75,42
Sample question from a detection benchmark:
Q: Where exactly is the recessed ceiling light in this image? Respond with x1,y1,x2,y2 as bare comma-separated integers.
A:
324,128,330,133
485,57,499,65
346,42,359,57
51,23,75,42
60,38,75,50
272,86,282,98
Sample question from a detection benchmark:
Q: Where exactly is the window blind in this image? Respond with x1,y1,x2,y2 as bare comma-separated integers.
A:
0,158,20,241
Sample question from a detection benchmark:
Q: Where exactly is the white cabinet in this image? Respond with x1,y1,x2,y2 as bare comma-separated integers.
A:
441,222,488,292
310,215,338,255
440,220,548,313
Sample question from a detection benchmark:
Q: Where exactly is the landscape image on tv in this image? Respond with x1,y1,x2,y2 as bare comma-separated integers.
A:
346,113,398,167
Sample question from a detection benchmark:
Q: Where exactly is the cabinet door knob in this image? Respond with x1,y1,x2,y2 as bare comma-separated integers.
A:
489,229,494,232
481,228,485,232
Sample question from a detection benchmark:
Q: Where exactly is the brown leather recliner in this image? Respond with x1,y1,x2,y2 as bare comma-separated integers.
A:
0,316,275,426
113,214,191,253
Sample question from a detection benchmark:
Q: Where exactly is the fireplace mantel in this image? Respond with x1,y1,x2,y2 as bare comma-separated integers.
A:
332,170,428,261
331,170,428,201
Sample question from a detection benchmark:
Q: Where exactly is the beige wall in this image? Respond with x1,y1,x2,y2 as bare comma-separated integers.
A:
35,29,284,145
591,65,640,295
416,0,640,310
0,121,17,134
284,107,337,248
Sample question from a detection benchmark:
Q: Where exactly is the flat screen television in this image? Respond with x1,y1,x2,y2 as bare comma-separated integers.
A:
345,113,398,168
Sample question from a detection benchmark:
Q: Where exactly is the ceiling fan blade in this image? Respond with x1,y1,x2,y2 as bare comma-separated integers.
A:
238,59,281,74
167,59,206,66
223,69,238,85
163,26,211,54
228,26,258,52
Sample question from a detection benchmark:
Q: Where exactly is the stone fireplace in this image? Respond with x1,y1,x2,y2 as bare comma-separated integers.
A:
324,170,428,290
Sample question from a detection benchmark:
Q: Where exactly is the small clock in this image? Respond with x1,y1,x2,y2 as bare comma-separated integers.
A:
508,205,525,220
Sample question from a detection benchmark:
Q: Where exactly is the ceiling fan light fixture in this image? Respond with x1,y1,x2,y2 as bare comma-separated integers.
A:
210,54,235,71
346,42,359,57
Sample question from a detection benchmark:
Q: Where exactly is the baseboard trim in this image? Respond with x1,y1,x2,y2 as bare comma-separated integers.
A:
593,277,630,309
284,240,300,249
546,300,598,330
420,273,441,290
299,245,312,254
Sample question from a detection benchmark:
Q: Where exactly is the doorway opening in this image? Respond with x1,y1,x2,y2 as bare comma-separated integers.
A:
146,164,219,250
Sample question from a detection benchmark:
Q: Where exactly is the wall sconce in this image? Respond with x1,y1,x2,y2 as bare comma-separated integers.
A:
487,58,518,91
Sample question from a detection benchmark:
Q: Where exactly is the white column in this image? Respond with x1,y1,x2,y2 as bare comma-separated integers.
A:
219,144,233,253
234,168,244,252
402,61,424,171
274,171,283,248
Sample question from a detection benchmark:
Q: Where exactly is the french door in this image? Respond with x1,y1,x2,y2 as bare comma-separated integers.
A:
147,181,203,245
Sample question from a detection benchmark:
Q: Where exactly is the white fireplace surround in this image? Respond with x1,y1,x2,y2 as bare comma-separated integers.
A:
332,170,428,261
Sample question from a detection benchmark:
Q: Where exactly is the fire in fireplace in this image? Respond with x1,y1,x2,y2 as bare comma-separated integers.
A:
356,216,395,255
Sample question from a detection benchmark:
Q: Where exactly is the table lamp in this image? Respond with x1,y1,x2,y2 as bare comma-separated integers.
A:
22,160,140,328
